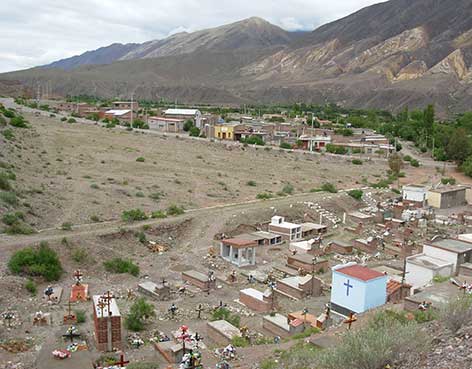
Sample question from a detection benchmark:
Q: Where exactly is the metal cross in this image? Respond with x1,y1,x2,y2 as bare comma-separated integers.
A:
196,304,203,319
73,269,83,285
113,353,130,368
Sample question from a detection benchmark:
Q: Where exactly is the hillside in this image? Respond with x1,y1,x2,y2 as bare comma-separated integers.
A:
2,0,472,113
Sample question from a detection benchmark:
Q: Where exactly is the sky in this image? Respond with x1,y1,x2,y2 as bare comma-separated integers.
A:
0,0,385,73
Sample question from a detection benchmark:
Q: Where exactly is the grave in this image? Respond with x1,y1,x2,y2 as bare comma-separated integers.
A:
262,313,304,338
182,270,216,292
328,240,353,255
288,311,319,329
220,238,258,267
301,223,327,238
92,293,122,351
207,320,241,345
348,211,374,224
404,282,459,311
239,288,273,312
155,340,187,364
287,253,329,274
70,270,89,302
289,239,324,256
276,275,322,300
459,262,472,277
353,237,378,253
42,286,63,304
138,280,170,300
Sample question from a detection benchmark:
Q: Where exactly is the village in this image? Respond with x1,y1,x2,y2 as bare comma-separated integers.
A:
1,96,472,369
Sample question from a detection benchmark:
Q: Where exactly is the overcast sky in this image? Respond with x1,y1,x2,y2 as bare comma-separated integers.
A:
0,0,385,73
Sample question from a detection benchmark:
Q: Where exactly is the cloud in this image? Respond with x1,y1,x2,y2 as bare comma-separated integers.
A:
0,0,385,73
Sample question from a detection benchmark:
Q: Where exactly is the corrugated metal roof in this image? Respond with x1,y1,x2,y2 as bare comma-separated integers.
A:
164,108,200,116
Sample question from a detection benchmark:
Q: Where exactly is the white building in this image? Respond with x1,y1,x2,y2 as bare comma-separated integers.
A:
268,216,302,241
164,108,202,128
405,254,454,289
402,185,428,206
422,238,472,273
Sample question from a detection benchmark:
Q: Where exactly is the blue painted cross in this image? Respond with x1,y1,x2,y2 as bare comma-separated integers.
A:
344,279,353,296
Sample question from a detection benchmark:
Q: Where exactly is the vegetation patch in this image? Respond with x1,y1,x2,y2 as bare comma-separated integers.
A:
103,257,139,277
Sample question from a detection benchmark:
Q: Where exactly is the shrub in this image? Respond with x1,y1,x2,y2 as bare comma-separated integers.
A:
136,157,145,162
282,183,294,195
441,177,456,185
231,336,250,347
326,144,348,155
135,191,145,198
61,222,73,231
242,136,265,146
211,307,240,327
136,231,147,244
352,159,363,165
246,180,257,187
122,209,147,222
403,155,412,162
151,210,167,219
25,279,37,295
149,192,163,201
256,192,274,200
60,117,67,122
189,126,200,137
67,118,76,123
1,129,14,140
8,242,63,281
2,211,24,225
441,296,472,333
166,204,184,216
75,310,86,323
5,221,35,235
10,116,28,128
321,183,337,193
71,248,88,263
0,172,13,191
125,297,155,331
0,191,18,206
316,311,429,369
280,142,292,150
348,189,363,200
90,215,100,222
103,258,139,277
90,183,99,189
410,159,420,167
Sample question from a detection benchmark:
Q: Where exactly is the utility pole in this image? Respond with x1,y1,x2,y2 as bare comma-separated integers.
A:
130,92,134,128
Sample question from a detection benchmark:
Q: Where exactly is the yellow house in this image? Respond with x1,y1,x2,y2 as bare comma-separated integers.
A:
214,123,239,140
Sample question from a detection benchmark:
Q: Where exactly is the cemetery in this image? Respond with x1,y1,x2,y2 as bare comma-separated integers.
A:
3,180,472,369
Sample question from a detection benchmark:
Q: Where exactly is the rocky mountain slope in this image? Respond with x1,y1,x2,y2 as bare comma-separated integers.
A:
3,0,472,113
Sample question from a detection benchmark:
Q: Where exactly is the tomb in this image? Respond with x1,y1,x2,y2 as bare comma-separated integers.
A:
405,253,454,289
155,340,187,364
92,293,122,351
348,211,374,224
353,237,378,253
289,239,324,256
275,275,322,300
301,222,327,238
328,240,353,255
288,311,320,329
386,279,411,303
234,231,283,246
138,280,171,300
404,282,459,311
268,216,302,241
330,263,387,316
42,286,63,304
262,313,304,338
459,262,472,277
70,270,89,302
239,288,274,312
207,320,241,345
220,238,258,267
286,253,329,274
182,270,216,292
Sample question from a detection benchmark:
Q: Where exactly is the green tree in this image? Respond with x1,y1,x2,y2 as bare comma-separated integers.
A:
423,104,435,138
446,128,471,164
183,119,194,131
189,126,200,137
125,297,155,331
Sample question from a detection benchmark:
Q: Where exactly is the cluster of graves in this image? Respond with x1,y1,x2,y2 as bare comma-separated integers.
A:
7,185,472,369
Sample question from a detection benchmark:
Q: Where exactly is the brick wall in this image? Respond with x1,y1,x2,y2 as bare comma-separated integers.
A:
182,272,215,291
262,318,291,338
239,291,272,312
329,241,353,255
287,257,329,273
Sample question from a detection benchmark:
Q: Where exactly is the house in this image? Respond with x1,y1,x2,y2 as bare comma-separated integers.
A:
111,101,139,112
92,295,122,351
275,275,322,299
164,108,202,128
104,109,132,122
213,123,243,140
297,135,332,151
422,238,472,273
428,186,468,209
268,216,302,241
402,185,428,207
301,222,327,238
220,238,258,267
148,116,184,132
405,253,454,289
330,263,387,316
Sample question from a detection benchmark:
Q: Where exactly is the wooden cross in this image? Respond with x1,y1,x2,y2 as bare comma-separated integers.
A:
178,325,190,353
73,269,83,285
101,291,114,316
302,307,308,326
196,304,203,319
344,312,357,330
62,326,81,342
97,299,106,318
113,353,130,368
161,277,168,286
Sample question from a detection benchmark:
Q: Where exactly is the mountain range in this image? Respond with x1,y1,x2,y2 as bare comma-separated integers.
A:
2,0,472,114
